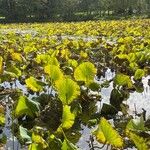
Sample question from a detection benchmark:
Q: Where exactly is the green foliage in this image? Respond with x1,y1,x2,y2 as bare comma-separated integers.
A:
19,126,31,142
44,65,63,83
55,77,80,105
88,82,100,91
61,105,75,129
28,143,41,150
61,139,78,150
36,55,59,66
128,132,148,150
15,96,40,117
0,56,3,74
0,114,5,126
126,117,147,132
114,74,133,88
74,62,97,84
11,52,23,62
0,20,150,150
30,132,48,149
25,77,44,92
94,117,123,148
0,105,5,126
6,65,22,78
134,69,145,80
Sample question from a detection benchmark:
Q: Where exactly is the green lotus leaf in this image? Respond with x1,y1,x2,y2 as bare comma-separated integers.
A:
28,143,41,150
44,65,63,83
6,65,22,78
61,139,78,150
134,69,145,80
114,74,133,88
74,62,97,84
55,77,80,105
88,82,100,91
15,96,40,117
0,113,5,126
31,132,48,149
36,55,59,66
126,116,147,132
11,52,23,62
0,56,3,74
128,132,148,150
68,59,78,68
61,105,75,129
94,117,123,148
24,44,37,54
25,77,44,92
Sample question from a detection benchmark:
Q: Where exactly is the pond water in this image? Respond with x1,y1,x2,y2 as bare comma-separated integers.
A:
76,69,150,150
1,69,149,150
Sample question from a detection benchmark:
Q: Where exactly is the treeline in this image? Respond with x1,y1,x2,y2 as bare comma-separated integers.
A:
0,0,150,22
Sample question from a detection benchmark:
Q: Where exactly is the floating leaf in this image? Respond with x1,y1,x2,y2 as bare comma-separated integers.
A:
15,96,40,117
61,105,75,129
25,77,44,92
74,62,97,84
94,117,123,148
44,65,63,83
134,69,145,80
55,78,80,105
114,74,133,88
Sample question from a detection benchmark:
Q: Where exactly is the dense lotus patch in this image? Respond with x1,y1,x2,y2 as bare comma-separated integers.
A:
0,20,149,149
